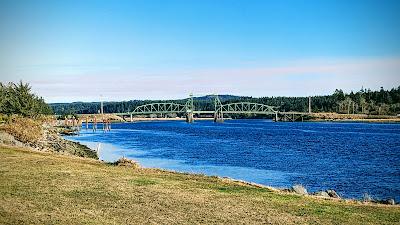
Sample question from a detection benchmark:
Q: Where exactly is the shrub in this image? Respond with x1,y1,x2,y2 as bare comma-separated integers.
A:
0,116,43,143
0,114,7,124
110,157,140,168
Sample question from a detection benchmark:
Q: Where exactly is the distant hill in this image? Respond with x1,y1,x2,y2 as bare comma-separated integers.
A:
193,95,243,101
49,95,245,115
50,87,400,116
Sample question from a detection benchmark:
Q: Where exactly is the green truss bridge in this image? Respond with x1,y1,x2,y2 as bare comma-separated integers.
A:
114,95,310,123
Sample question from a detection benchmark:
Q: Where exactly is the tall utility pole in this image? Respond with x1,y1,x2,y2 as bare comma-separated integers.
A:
100,94,104,115
100,95,104,131
308,96,312,114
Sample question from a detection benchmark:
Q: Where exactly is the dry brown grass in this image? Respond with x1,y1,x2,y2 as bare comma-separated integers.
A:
311,113,400,122
0,145,399,224
110,157,140,168
0,116,43,143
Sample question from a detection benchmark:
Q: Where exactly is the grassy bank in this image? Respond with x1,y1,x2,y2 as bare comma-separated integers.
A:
0,146,399,224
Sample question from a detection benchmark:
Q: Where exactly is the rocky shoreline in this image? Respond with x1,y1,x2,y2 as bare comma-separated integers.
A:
287,184,396,205
0,119,97,159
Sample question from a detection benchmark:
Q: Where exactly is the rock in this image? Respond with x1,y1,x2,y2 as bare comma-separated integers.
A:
314,191,330,198
362,193,373,202
327,190,341,199
1,122,98,159
0,131,25,147
292,185,308,195
379,199,396,205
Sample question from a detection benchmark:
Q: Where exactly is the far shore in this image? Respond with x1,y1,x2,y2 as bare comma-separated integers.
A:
71,111,400,124
309,118,400,123
308,112,400,123
75,115,400,123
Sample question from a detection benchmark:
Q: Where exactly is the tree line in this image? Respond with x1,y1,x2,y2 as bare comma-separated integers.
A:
0,81,53,117
2,81,397,117
50,87,400,116
228,87,400,115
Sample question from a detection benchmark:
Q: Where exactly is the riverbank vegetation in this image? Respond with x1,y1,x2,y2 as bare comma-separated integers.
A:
1,116,43,143
50,86,400,116
0,145,399,224
0,81,96,158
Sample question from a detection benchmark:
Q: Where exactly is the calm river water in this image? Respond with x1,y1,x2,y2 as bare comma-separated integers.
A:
66,120,400,200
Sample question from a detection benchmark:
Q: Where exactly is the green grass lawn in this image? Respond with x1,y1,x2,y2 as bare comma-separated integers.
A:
0,145,399,224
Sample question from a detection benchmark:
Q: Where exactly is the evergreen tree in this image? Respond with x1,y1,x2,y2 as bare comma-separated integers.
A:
0,81,53,117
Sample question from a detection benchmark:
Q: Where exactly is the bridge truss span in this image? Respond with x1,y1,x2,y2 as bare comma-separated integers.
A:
130,102,187,115
218,102,278,115
120,95,309,123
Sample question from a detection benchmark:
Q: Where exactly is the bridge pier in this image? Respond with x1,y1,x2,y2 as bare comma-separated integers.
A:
186,112,194,123
214,111,224,123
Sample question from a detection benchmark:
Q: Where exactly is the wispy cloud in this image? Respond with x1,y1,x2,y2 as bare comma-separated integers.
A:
1,57,399,102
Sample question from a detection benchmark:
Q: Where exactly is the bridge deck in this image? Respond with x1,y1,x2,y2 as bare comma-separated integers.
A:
93,111,310,116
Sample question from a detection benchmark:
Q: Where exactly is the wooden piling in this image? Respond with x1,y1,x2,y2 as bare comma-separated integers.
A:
93,117,97,132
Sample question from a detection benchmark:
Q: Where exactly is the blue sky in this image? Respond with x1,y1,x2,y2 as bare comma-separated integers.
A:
1,0,399,102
